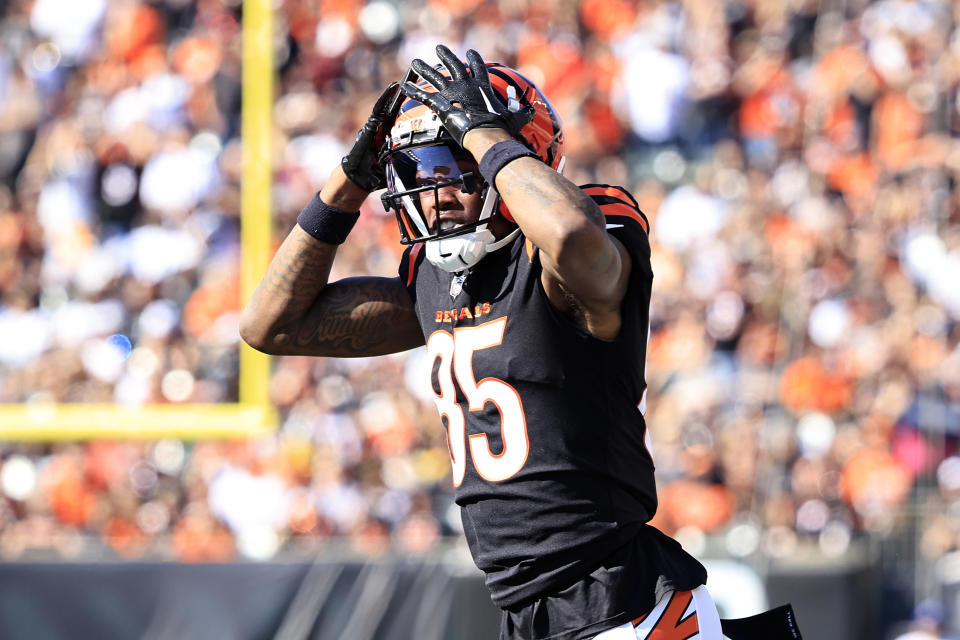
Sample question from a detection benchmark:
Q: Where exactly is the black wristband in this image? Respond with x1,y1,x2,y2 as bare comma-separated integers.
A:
296,193,360,245
478,140,538,185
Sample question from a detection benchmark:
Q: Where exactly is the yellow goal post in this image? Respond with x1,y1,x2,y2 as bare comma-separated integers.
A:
0,0,276,440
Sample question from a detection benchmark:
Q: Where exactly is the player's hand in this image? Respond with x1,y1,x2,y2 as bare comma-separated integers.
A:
399,44,534,148
340,82,401,192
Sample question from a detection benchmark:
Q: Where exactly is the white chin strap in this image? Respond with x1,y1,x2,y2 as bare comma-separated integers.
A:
426,228,494,272
425,226,520,272
424,187,520,272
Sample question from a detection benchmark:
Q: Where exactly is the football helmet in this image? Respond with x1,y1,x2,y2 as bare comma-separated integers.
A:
379,60,565,272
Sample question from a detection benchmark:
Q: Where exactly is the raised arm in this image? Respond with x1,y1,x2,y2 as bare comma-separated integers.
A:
239,85,424,357
239,167,423,357
462,128,630,312
398,45,631,331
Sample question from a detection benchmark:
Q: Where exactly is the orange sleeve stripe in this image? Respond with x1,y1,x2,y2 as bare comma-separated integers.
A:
525,238,535,262
601,202,649,233
583,185,632,201
406,243,423,286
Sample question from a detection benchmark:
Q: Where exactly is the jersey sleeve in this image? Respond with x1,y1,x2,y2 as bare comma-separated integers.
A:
580,184,651,261
397,242,424,302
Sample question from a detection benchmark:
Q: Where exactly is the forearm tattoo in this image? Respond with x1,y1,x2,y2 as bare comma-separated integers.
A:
497,163,605,227
261,232,338,326
275,277,421,357
246,226,421,357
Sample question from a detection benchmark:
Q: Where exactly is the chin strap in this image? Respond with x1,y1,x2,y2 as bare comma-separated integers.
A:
486,227,521,252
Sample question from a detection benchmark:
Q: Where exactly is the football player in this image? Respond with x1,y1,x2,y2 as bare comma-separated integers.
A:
240,44,802,640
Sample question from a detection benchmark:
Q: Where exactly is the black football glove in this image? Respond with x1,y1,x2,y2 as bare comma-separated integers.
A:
399,45,534,147
340,82,400,192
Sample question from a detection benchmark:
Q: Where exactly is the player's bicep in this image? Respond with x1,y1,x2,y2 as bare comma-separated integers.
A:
269,276,423,357
540,233,631,312
539,184,649,325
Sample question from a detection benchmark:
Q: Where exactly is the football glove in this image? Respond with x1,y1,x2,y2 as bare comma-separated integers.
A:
399,45,535,147
340,82,400,192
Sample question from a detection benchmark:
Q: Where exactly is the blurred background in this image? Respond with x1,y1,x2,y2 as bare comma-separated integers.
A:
0,0,958,638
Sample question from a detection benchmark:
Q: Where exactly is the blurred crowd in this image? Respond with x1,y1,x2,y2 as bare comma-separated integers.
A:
0,0,959,622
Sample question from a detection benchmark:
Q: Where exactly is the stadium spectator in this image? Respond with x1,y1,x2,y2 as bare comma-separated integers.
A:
0,3,956,634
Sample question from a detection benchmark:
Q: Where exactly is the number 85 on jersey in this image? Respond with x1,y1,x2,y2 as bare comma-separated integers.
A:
427,317,530,485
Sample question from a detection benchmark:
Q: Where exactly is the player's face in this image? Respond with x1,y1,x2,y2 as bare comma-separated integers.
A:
415,150,483,232
386,142,514,242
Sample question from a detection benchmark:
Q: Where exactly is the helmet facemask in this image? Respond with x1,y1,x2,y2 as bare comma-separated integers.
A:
382,141,515,272
382,142,482,242
379,60,562,271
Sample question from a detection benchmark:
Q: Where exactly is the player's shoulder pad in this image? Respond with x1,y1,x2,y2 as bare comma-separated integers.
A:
579,183,650,235
398,242,425,287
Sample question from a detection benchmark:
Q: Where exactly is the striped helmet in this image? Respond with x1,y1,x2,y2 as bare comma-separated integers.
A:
379,60,564,270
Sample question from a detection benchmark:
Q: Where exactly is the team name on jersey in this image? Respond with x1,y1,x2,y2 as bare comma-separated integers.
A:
435,302,492,323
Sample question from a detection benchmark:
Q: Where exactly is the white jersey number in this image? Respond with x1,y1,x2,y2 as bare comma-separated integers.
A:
426,317,529,485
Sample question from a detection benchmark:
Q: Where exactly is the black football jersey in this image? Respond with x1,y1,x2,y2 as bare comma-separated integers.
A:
398,184,704,611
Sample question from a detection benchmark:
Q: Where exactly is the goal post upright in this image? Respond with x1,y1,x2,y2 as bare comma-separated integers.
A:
239,0,274,410
0,0,276,441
